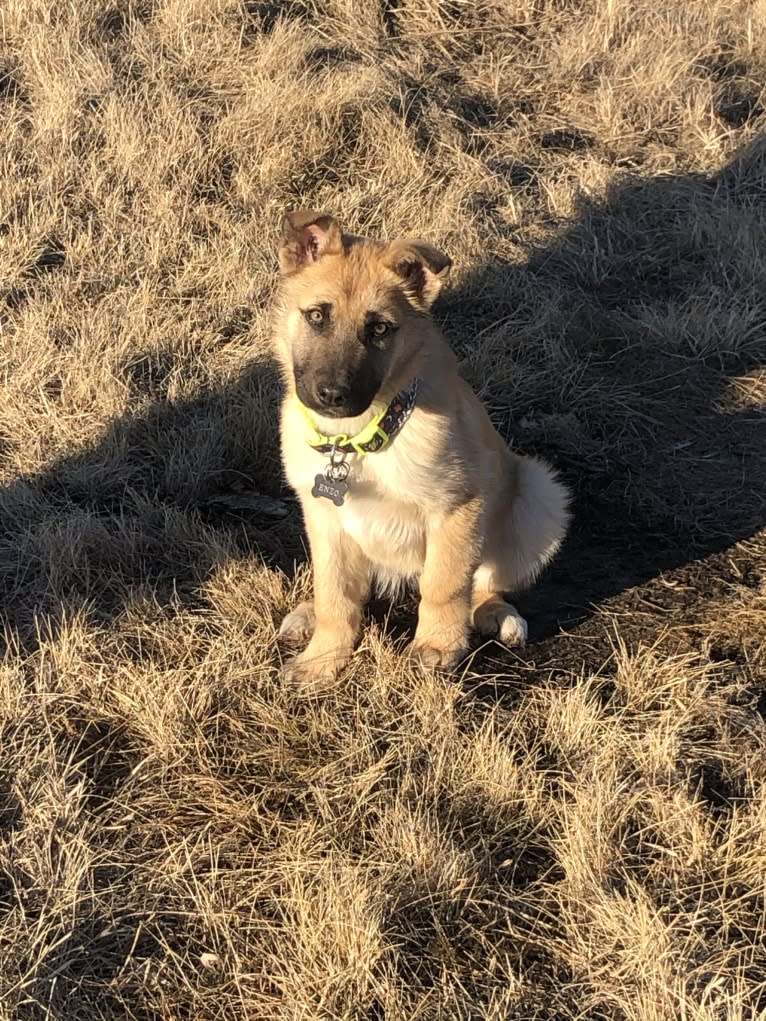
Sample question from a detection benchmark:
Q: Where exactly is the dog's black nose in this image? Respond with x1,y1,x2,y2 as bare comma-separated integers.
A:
316,384,350,408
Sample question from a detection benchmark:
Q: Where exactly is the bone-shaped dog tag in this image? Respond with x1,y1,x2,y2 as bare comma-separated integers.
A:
311,474,348,507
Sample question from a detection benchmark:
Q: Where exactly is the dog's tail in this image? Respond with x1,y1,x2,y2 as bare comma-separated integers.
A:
503,455,571,592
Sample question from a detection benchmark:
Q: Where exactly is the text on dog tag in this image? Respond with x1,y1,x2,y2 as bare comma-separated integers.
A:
312,474,348,507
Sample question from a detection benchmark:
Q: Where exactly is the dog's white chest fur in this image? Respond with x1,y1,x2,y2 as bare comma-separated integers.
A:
283,414,441,585
338,456,428,580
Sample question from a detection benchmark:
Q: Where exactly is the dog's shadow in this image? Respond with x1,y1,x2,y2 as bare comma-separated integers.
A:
1,139,764,669
443,138,766,671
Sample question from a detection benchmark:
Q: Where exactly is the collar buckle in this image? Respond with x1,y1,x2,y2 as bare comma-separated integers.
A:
350,425,389,455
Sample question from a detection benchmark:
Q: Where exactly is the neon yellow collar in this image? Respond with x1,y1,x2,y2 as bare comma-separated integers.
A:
296,379,420,455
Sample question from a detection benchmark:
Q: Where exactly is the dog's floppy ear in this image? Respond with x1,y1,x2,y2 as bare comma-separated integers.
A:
385,238,452,310
279,210,343,274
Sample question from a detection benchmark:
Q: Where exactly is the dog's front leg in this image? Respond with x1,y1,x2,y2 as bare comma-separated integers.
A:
281,508,370,695
410,496,483,670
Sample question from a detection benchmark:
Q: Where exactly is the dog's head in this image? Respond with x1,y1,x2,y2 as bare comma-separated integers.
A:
274,210,451,419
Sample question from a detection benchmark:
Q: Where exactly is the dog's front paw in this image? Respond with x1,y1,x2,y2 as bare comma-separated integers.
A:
278,600,316,644
280,636,351,697
406,639,467,672
281,653,340,697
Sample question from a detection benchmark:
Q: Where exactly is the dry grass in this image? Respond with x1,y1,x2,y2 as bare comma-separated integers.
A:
1,1,765,1018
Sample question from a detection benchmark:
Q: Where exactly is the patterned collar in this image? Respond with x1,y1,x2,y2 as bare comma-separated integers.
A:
303,379,420,455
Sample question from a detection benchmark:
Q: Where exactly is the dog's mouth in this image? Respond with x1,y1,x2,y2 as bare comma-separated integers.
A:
294,373,379,420
299,391,374,420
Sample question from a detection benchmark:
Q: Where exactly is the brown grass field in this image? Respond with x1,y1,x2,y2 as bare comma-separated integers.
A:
1,0,765,1018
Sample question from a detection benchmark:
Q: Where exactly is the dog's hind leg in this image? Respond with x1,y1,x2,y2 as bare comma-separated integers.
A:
472,580,529,647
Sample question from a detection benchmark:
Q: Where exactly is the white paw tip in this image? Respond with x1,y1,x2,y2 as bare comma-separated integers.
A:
498,612,528,647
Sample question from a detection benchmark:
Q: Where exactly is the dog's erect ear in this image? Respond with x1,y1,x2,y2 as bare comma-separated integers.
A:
385,238,452,309
279,210,343,274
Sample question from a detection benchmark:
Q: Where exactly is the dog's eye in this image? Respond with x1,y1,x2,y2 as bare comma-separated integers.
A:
304,307,325,327
365,320,395,347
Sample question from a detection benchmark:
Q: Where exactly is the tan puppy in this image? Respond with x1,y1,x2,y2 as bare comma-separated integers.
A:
273,210,570,693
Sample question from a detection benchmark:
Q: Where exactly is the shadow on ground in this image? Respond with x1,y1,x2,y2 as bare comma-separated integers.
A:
448,137,766,678
0,358,299,652
1,139,764,668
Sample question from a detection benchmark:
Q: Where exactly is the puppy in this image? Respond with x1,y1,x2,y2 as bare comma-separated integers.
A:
273,210,569,693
